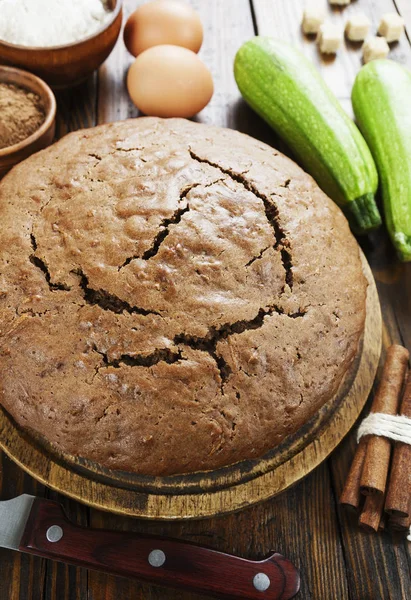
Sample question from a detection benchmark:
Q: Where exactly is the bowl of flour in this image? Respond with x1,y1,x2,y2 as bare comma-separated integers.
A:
0,0,123,88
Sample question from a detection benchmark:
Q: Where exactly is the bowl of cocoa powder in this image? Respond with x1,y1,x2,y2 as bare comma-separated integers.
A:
0,65,56,178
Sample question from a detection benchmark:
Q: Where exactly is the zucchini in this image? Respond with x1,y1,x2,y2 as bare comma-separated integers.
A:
234,37,381,233
352,59,411,261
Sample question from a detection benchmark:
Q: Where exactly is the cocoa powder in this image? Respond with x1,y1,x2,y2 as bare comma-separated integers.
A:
0,83,45,150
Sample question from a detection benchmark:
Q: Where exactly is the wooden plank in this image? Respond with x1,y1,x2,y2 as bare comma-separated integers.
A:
389,263,411,348
97,1,137,124
190,0,256,129
55,74,98,137
363,231,409,348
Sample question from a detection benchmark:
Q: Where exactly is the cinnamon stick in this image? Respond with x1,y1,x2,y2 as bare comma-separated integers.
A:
385,374,411,517
360,345,409,496
340,439,367,510
359,493,385,532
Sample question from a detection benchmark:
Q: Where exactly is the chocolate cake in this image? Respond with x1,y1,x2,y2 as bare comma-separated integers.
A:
0,118,367,476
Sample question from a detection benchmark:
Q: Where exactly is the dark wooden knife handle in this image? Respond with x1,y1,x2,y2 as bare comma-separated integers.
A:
20,498,300,600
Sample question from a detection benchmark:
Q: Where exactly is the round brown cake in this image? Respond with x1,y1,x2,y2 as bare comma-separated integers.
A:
0,118,367,476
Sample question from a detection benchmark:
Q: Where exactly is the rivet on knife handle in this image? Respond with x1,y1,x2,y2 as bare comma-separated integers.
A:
14,496,300,599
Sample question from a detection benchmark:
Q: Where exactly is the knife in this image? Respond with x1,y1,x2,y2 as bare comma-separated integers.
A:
1,494,300,599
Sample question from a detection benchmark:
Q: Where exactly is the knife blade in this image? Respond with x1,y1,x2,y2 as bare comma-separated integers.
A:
0,494,300,599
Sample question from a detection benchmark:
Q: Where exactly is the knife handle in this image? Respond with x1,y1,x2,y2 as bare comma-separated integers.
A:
19,498,299,600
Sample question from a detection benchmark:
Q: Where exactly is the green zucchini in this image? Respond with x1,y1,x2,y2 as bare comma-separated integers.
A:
352,59,411,261
234,37,381,233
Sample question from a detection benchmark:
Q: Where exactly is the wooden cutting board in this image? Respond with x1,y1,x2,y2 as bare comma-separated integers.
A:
0,252,381,520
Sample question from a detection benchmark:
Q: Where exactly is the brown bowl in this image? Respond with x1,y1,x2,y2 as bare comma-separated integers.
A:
0,66,56,179
0,0,123,88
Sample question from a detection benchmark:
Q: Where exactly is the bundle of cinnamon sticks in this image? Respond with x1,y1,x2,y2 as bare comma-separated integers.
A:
340,344,411,533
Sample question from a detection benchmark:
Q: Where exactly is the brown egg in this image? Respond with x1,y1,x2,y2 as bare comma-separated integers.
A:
127,45,213,118
124,0,203,57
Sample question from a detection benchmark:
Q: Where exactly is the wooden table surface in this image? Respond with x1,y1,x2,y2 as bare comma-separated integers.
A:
1,1,411,598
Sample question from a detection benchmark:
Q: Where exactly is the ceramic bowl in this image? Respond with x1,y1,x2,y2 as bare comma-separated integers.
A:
0,65,56,178
0,0,123,88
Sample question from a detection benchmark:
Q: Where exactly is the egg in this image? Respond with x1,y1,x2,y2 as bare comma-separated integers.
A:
124,0,203,57
127,45,213,118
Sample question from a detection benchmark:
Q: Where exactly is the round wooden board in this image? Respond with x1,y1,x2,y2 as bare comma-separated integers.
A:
0,253,381,520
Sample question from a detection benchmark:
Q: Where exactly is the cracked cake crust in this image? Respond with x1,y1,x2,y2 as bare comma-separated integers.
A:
0,118,367,476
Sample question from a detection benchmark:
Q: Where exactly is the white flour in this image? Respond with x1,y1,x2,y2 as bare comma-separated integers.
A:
0,0,113,47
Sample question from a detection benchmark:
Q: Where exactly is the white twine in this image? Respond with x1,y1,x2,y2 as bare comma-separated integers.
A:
357,412,411,541
357,413,411,445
